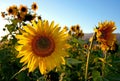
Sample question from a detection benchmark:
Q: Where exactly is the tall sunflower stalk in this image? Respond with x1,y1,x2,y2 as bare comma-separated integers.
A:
85,33,95,81
102,51,107,77
95,21,117,77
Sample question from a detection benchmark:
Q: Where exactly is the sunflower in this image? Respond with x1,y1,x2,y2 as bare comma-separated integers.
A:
31,2,38,11
75,25,80,32
7,5,18,15
19,5,28,18
1,12,5,18
63,26,68,32
84,44,88,49
77,30,84,38
95,21,116,51
12,5,18,16
70,26,75,32
7,6,13,15
15,20,69,74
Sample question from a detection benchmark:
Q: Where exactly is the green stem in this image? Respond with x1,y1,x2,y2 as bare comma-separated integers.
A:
85,33,95,81
102,51,107,77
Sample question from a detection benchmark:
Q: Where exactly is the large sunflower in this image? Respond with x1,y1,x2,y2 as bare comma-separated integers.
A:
95,21,116,51
16,20,69,74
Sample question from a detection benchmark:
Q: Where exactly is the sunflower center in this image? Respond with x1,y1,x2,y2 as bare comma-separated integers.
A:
37,37,50,49
9,9,13,13
21,7,27,12
33,5,37,9
32,36,55,57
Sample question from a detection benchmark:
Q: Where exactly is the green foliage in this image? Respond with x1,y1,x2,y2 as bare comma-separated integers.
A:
0,40,19,81
92,71,103,81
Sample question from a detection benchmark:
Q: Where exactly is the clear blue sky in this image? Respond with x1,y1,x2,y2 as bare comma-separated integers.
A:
0,0,120,36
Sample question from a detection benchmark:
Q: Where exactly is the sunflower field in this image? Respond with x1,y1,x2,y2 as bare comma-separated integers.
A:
0,3,120,81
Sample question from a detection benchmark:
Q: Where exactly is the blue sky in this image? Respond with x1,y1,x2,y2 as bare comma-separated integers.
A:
0,0,120,37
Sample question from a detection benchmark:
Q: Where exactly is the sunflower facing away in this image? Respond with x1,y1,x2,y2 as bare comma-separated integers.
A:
95,21,116,51
15,20,69,74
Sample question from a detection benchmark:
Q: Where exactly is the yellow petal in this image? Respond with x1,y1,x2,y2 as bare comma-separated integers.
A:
23,24,36,35
37,20,44,34
31,20,37,29
18,40,27,44
16,35,29,40
39,62,46,74
44,20,50,33
29,56,38,72
20,53,32,63
15,45,23,51
50,21,54,29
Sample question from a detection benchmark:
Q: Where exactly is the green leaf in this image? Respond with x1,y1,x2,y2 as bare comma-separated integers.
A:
37,76,46,81
92,71,103,81
10,35,17,45
66,58,82,65
113,59,120,63
102,78,109,81
0,35,8,42
10,66,27,80
15,71,30,81
5,24,16,33
72,37,84,44
98,58,106,63
11,19,18,26
106,73,120,81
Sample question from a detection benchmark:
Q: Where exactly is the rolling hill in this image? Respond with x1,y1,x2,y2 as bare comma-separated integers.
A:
83,33,120,44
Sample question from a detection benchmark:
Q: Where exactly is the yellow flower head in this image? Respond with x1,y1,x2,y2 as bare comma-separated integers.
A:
95,21,116,51
16,20,69,74
31,2,38,11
